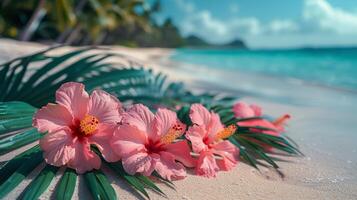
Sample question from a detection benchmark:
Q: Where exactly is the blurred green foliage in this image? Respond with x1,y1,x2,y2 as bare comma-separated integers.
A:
0,0,185,47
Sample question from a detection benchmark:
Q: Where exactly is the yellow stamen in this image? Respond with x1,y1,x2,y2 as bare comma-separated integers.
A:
273,114,290,126
215,125,237,141
79,114,99,136
160,123,184,144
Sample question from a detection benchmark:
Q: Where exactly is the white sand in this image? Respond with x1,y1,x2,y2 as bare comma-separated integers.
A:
1,39,357,200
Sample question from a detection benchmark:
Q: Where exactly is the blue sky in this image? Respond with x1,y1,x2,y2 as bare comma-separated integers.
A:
152,0,357,48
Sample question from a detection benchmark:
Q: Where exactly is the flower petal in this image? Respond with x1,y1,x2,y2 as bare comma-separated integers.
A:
122,152,157,176
212,140,240,158
122,104,155,138
111,124,147,158
250,104,262,116
67,139,101,174
164,140,196,167
186,125,208,153
189,104,211,126
154,108,177,138
40,129,75,166
238,119,279,136
232,102,256,118
207,112,224,141
88,89,122,124
88,123,120,162
155,151,186,181
56,82,89,120
33,104,73,133
216,156,238,171
195,151,219,178
212,140,239,171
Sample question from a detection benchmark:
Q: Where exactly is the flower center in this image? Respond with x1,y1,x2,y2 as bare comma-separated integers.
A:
160,123,185,144
215,124,237,141
79,114,99,136
145,140,165,154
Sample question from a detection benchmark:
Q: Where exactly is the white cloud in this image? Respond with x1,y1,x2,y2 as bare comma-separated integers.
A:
303,0,357,34
174,0,357,47
230,18,262,35
174,0,195,13
180,11,226,39
180,10,263,43
179,10,299,43
266,20,299,33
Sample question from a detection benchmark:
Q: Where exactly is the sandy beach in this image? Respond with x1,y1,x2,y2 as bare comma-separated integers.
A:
1,39,357,200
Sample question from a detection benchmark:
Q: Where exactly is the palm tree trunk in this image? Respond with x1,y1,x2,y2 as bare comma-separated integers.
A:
94,30,108,45
64,24,82,45
56,0,88,43
19,0,47,41
56,29,72,43
82,33,92,45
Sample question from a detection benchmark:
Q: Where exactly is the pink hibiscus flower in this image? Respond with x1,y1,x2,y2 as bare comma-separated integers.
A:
233,101,290,151
233,101,290,136
233,102,262,118
185,104,239,178
111,104,196,180
33,82,122,173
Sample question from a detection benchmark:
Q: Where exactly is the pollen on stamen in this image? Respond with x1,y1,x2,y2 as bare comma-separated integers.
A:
160,123,184,144
79,114,99,136
215,125,237,141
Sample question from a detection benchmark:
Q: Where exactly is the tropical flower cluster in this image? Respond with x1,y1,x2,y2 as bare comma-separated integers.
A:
33,82,290,180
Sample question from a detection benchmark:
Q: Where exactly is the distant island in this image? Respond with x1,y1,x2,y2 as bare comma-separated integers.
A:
183,35,247,49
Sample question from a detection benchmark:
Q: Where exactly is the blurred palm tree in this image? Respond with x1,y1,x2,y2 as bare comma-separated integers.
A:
0,0,77,41
73,0,154,45
0,0,163,46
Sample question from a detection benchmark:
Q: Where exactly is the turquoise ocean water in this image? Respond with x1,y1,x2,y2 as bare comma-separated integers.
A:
171,48,357,91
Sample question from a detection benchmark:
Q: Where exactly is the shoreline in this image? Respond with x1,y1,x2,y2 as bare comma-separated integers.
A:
1,39,357,199
168,53,357,95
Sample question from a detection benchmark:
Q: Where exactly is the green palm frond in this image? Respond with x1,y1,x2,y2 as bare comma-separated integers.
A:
0,101,38,155
21,165,59,200
0,145,41,184
84,170,117,200
0,46,227,109
0,47,301,199
0,46,151,107
0,145,43,198
56,168,77,200
105,161,152,199
0,128,41,155
231,121,301,171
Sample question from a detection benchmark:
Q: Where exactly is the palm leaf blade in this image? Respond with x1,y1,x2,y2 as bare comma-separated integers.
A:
0,128,42,155
0,148,43,198
106,162,150,199
21,165,58,200
55,168,77,200
136,175,166,196
83,170,117,200
0,145,41,184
